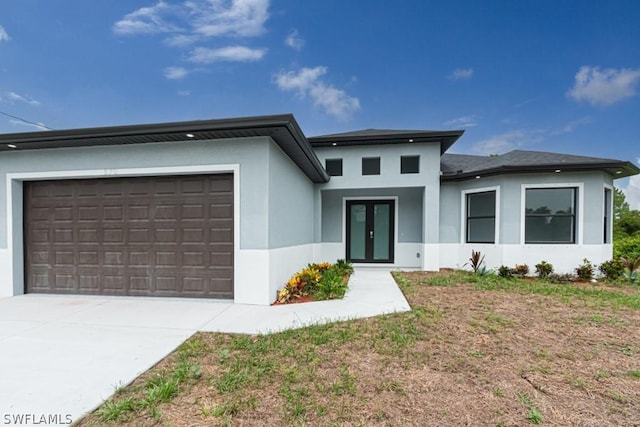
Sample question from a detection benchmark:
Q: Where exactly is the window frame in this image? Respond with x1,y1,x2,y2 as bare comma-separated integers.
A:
461,186,500,245
400,155,420,174
362,157,381,176
521,183,583,245
325,158,343,177
603,184,613,244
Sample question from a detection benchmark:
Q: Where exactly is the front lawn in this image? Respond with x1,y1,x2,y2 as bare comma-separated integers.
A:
79,270,640,426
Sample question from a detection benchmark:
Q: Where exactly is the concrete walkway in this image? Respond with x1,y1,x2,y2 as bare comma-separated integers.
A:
0,269,409,426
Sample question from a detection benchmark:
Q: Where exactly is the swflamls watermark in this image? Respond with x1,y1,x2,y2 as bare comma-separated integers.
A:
2,413,72,425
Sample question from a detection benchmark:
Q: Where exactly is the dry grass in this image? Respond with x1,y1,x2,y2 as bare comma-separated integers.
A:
78,270,640,426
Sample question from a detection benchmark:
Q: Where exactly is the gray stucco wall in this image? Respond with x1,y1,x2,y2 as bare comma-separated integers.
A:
0,137,284,250
320,187,424,243
440,171,614,245
268,142,315,249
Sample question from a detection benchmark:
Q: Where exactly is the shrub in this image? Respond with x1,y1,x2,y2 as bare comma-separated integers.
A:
614,235,640,260
276,261,351,303
334,259,354,276
512,264,529,278
312,266,348,300
534,261,553,278
498,265,513,278
575,258,594,281
464,250,486,274
598,259,624,281
620,256,640,285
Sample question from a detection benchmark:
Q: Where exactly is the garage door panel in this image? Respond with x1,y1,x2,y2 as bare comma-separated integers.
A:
78,275,99,291
25,174,233,298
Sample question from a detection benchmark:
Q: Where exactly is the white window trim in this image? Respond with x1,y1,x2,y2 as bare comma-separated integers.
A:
460,186,500,245
603,183,614,244
520,182,584,245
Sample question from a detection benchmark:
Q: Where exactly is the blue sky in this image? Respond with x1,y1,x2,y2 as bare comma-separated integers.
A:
1,1,639,206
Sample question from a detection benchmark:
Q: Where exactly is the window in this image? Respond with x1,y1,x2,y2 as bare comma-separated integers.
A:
325,158,343,176
604,187,612,243
525,187,576,243
362,157,380,175
466,191,496,243
401,156,420,174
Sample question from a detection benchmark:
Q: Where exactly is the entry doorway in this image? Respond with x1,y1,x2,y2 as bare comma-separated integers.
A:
346,200,394,263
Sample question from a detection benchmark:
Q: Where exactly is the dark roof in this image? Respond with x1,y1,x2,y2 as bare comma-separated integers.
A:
441,150,640,181
308,128,464,154
0,114,330,183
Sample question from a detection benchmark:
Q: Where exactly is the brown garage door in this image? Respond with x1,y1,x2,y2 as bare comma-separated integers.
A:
24,174,234,299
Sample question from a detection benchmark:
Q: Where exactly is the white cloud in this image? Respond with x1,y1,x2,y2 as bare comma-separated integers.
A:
567,66,640,106
189,46,265,63
164,34,199,47
274,66,360,121
620,160,640,210
444,114,479,128
113,1,181,35
189,0,269,38
0,25,9,42
114,0,269,40
471,130,527,155
449,68,474,80
285,30,304,50
5,91,40,106
274,66,326,92
164,66,189,79
178,90,191,96
114,1,270,74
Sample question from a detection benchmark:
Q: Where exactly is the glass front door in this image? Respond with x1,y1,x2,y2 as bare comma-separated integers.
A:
346,200,394,263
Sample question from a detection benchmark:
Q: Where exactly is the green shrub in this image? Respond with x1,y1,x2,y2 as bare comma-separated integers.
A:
312,266,348,300
620,256,640,285
534,261,553,278
614,235,640,260
498,265,513,278
575,258,594,281
598,259,624,280
334,259,354,276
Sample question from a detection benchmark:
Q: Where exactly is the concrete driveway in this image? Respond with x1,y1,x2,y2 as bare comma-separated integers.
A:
0,269,409,425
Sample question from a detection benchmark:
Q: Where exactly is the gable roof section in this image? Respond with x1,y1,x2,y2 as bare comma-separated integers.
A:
441,150,640,181
0,114,330,183
308,128,464,154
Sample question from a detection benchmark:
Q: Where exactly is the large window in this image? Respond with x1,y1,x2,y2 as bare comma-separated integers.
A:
466,191,496,243
604,187,612,244
525,187,576,244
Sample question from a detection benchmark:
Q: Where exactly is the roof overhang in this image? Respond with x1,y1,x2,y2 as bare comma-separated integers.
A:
441,161,640,182
309,130,464,154
0,114,330,183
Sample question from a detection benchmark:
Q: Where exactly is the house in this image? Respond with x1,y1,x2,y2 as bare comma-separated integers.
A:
0,114,637,305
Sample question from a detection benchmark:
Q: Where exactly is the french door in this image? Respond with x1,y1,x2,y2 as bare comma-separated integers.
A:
346,200,394,263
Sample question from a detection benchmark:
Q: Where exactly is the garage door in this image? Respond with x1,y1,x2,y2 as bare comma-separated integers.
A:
24,174,234,299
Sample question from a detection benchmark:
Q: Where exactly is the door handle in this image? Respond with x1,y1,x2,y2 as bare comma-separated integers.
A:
369,230,374,239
